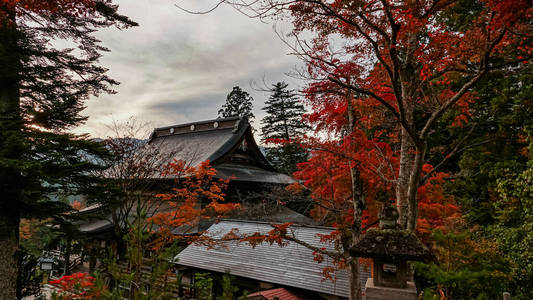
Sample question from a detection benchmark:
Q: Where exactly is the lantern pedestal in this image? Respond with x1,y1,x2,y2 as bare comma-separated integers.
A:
365,278,417,300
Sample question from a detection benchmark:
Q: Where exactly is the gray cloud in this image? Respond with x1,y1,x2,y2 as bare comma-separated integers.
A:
72,0,302,140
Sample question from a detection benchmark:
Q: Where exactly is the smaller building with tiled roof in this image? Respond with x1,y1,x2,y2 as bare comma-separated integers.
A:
248,287,307,300
174,220,371,299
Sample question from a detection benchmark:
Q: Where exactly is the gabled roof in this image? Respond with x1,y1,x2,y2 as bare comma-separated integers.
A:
148,117,294,184
174,220,371,298
149,117,248,168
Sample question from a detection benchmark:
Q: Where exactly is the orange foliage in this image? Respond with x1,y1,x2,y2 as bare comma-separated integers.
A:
417,167,462,236
71,200,85,211
148,160,239,249
19,219,32,240
19,218,48,240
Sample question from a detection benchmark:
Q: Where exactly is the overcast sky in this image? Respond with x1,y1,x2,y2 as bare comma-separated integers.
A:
72,0,302,139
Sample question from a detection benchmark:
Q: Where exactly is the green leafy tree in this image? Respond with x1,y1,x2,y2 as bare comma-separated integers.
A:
489,161,533,299
415,69,533,299
0,1,136,297
443,69,533,226
414,230,512,300
218,273,238,300
218,86,255,121
260,82,309,174
194,272,214,300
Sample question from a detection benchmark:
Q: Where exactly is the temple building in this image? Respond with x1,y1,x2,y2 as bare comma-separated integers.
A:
45,117,368,299
148,116,294,187
78,116,305,238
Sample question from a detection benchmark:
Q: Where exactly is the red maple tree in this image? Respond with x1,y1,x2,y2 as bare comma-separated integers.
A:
285,0,531,231
203,1,532,299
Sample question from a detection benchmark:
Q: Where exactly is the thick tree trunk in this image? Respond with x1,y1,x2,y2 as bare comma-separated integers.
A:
0,217,19,300
345,91,363,300
0,9,22,299
396,32,418,230
348,258,362,300
407,144,426,232
396,126,414,228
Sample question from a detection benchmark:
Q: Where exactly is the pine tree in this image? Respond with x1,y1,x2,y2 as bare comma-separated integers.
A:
261,82,309,174
218,86,255,121
0,2,136,297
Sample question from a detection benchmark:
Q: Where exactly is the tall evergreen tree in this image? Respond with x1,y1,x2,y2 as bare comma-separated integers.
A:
0,1,136,297
261,82,309,174
218,86,255,121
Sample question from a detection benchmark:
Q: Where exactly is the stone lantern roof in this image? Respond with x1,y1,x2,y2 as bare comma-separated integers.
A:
350,203,434,297
350,228,434,262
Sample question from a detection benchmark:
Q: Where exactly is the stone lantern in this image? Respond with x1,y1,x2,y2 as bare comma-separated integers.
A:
350,205,433,300
37,256,57,283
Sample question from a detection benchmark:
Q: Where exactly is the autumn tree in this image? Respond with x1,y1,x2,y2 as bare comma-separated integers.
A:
410,65,533,298
218,86,255,121
148,160,240,249
216,0,532,230
177,0,533,299
66,160,238,299
0,1,136,297
261,81,310,174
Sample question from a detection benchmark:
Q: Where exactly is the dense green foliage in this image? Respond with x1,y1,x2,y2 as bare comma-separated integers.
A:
260,82,309,174
489,163,533,298
414,230,512,299
416,65,533,300
194,272,244,300
0,1,136,297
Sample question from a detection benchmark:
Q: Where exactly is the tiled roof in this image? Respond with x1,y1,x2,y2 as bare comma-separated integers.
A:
149,117,243,169
248,287,305,300
174,220,371,298
148,117,294,184
215,163,295,184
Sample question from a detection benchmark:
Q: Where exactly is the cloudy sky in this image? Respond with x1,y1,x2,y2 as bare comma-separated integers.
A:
72,0,302,139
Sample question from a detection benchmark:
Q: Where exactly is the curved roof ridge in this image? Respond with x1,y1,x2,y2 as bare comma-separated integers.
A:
146,116,294,183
